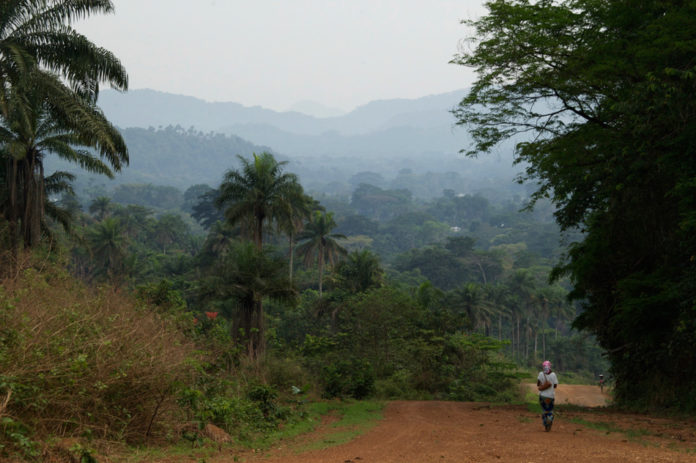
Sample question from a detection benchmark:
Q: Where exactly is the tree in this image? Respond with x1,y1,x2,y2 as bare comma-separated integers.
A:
89,196,112,221
275,186,318,281
505,270,536,362
453,0,696,407
203,242,297,359
1,77,125,249
445,282,498,335
296,211,347,297
0,0,128,102
87,217,128,283
216,152,301,250
0,0,128,257
334,249,384,294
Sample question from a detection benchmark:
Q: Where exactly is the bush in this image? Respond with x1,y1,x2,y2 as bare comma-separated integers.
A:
321,359,375,399
0,261,197,458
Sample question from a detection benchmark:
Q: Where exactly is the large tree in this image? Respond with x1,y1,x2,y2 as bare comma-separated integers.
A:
216,152,302,250
0,0,128,255
453,0,696,409
1,77,124,248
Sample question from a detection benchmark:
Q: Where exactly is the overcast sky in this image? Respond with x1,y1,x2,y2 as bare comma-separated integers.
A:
75,1,488,113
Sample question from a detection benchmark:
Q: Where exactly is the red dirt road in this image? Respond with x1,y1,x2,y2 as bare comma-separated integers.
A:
524,382,610,407
157,385,696,463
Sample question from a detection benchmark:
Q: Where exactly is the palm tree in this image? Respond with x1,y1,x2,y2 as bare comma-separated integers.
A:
0,0,128,258
87,217,128,283
0,77,126,249
446,282,497,334
216,152,301,250
204,242,297,359
0,0,128,103
89,196,112,221
296,211,347,297
335,249,384,293
276,187,320,281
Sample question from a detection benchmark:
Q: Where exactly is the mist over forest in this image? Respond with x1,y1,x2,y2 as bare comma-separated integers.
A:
60,88,524,201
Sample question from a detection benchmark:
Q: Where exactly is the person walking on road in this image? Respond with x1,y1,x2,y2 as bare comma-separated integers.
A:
537,360,559,431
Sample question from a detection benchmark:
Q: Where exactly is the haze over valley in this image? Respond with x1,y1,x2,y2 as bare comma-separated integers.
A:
60,88,523,201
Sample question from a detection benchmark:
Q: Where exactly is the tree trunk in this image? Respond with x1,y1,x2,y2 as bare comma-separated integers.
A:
7,158,19,271
542,329,546,359
251,298,265,360
516,316,520,360
525,317,530,361
254,215,264,250
476,259,487,285
318,244,325,297
288,233,295,281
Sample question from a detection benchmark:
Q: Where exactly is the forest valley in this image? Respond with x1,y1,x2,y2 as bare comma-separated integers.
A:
0,149,606,458
2,0,696,461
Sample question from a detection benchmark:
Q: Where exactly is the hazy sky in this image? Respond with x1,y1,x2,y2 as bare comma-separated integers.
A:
75,1,488,113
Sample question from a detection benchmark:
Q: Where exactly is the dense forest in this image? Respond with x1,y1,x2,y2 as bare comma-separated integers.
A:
1,0,695,461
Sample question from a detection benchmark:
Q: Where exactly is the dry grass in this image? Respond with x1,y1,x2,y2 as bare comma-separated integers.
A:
0,257,198,446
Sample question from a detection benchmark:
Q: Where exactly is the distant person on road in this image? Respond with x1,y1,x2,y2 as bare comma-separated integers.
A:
537,360,558,431
599,374,605,393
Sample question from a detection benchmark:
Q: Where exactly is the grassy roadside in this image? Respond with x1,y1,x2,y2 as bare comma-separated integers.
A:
113,400,386,462
292,400,385,452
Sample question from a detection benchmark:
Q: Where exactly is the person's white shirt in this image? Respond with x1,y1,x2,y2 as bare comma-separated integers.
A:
538,371,558,399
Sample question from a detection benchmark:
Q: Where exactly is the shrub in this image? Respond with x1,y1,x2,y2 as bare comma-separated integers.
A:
321,359,375,399
0,261,197,458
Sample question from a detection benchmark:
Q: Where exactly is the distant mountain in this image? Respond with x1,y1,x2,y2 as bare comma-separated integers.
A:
96,88,469,136
220,122,468,157
75,88,523,199
286,100,347,118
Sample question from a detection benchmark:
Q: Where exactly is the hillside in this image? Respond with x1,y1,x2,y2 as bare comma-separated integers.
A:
52,89,522,197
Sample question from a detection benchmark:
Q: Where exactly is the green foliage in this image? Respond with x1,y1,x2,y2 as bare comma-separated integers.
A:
287,286,523,402
296,211,347,296
321,359,375,400
454,0,696,410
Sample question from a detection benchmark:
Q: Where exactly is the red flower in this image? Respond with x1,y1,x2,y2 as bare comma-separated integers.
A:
205,311,218,320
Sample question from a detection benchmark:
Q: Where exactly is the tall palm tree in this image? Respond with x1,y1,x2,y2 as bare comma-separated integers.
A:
216,152,301,250
0,1,128,256
296,211,347,297
0,76,125,248
276,186,320,281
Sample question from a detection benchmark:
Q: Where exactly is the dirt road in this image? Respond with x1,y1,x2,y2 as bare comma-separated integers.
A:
166,385,696,463
523,382,610,407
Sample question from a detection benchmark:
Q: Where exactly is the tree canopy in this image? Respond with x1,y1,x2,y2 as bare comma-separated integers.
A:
453,0,696,409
